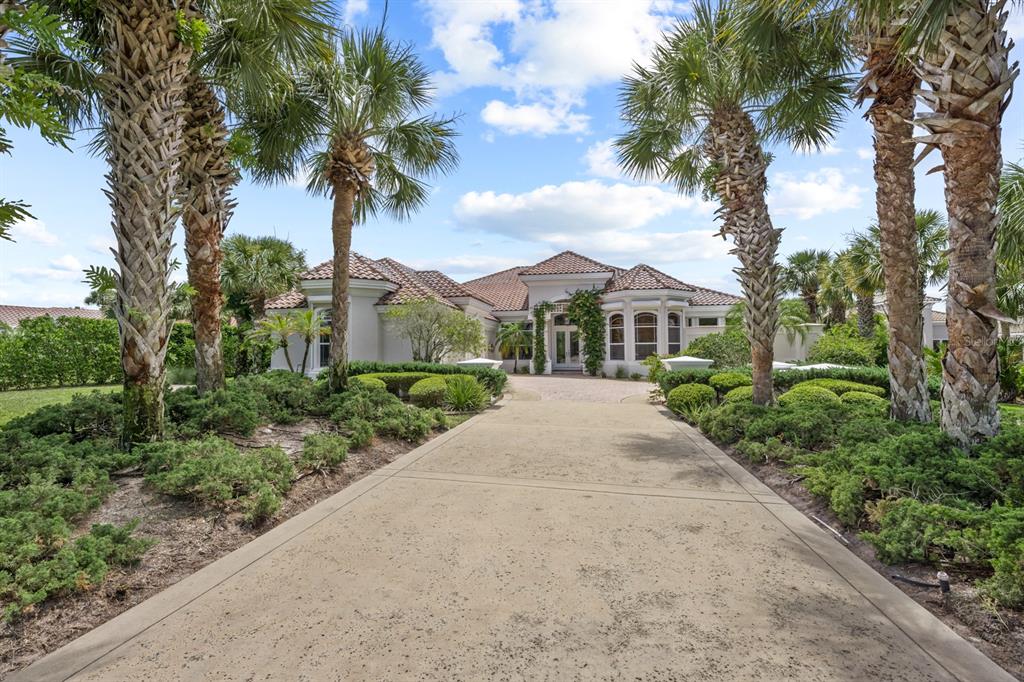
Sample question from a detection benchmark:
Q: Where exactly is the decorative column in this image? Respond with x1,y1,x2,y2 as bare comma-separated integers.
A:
657,297,668,355
623,299,635,366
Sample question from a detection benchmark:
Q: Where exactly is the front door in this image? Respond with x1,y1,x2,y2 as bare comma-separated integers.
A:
553,328,581,369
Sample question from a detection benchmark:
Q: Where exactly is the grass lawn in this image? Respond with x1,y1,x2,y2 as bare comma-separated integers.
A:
0,385,120,426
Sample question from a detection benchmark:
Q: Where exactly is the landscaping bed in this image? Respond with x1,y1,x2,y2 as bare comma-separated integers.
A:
660,367,1024,679
0,365,500,678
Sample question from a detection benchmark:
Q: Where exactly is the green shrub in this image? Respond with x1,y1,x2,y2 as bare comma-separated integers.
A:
344,417,374,450
773,366,890,391
350,375,387,391
777,385,840,408
367,372,439,396
806,333,878,367
299,433,348,473
798,378,886,397
347,361,506,396
709,372,752,394
658,368,720,396
666,383,716,417
734,437,803,464
375,405,435,442
408,376,448,407
745,404,846,450
681,330,750,369
3,390,122,440
840,391,889,414
230,371,317,424
615,365,628,379
166,387,265,437
722,385,754,403
140,437,294,523
697,402,769,444
444,374,488,412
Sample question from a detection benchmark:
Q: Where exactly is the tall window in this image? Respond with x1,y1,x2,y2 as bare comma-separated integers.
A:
318,310,331,368
668,312,681,354
608,313,624,360
634,312,657,360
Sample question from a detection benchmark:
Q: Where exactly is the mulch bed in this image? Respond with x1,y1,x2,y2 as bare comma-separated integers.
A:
718,440,1024,680
0,420,423,678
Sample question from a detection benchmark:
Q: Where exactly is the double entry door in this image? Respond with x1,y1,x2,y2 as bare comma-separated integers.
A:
553,327,581,369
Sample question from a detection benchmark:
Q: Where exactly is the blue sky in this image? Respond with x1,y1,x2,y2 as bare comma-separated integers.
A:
3,0,1023,307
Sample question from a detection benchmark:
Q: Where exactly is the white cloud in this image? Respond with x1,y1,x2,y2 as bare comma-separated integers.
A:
287,165,311,190
582,138,623,180
856,147,873,160
15,254,84,281
768,168,865,220
87,234,116,255
343,0,368,25
481,99,589,136
9,217,59,245
407,254,525,275
453,180,726,264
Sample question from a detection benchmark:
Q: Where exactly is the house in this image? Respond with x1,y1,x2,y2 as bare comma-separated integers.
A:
873,294,948,350
0,305,105,329
265,250,823,376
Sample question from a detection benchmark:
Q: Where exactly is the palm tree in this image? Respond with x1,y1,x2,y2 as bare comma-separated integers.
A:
241,28,459,391
727,299,810,345
248,313,300,372
293,308,326,375
221,234,307,323
817,252,853,327
495,322,532,372
843,236,884,339
781,250,830,321
616,0,848,405
998,160,1024,334
180,0,331,395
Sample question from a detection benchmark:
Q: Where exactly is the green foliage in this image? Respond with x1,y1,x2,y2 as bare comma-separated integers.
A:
722,385,754,404
4,390,122,440
361,372,439,396
777,385,840,408
697,402,769,444
666,383,716,417
444,375,488,412
324,382,438,443
298,433,348,474
566,290,605,376
840,391,889,415
797,378,886,397
709,372,753,394
532,302,553,374
807,331,878,367
746,403,848,450
221,235,307,324
408,376,447,407
347,361,506,396
657,368,721,396
734,437,803,464
350,375,387,391
140,437,294,524
383,301,485,364
682,330,750,369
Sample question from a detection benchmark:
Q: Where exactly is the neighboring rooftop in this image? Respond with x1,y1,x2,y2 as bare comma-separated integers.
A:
0,305,105,328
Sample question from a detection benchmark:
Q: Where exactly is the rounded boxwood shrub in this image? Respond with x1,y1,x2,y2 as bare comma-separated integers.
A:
777,385,840,408
840,390,889,409
350,375,387,391
408,376,448,407
722,385,754,404
666,383,716,415
709,372,753,394
798,378,886,397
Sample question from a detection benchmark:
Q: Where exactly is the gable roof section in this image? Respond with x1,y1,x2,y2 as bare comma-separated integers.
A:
415,269,492,304
373,258,459,309
462,266,530,312
0,305,105,327
606,264,695,293
302,253,392,282
265,290,307,310
688,286,742,306
519,250,618,276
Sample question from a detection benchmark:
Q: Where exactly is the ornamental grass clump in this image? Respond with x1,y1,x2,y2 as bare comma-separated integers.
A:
444,375,489,412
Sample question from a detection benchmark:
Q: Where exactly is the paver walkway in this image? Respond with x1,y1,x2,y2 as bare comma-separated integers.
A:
19,378,1012,681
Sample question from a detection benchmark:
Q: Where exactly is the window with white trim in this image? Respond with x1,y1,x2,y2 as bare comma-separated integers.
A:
318,310,331,368
668,312,682,354
608,313,624,360
688,316,720,327
634,312,657,360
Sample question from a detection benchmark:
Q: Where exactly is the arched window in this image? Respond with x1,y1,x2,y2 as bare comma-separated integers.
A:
553,313,570,326
608,313,624,360
318,310,332,369
634,312,657,360
668,312,682,354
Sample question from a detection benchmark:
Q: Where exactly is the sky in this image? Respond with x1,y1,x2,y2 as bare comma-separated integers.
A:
2,0,1023,308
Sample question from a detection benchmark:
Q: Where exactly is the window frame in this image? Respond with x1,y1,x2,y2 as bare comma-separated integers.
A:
634,311,658,360
607,313,625,361
667,312,682,354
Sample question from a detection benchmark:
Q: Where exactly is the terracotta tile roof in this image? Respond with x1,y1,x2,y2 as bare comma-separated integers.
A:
932,309,947,323
688,286,742,306
265,290,307,310
301,253,392,282
606,264,694,293
415,269,491,303
519,250,618,276
373,258,459,309
0,305,105,328
463,266,530,312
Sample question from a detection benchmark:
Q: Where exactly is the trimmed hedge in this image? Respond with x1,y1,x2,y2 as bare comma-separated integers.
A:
350,375,387,391
409,376,448,407
666,383,716,415
657,368,722,396
777,385,841,408
347,360,506,396
722,385,754,403
358,372,439,396
796,378,887,397
840,390,889,415
709,372,753,394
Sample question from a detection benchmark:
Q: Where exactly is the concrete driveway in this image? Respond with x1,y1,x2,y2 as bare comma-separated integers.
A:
18,380,1012,681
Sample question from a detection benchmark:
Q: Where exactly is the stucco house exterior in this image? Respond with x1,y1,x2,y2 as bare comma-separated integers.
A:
265,250,827,376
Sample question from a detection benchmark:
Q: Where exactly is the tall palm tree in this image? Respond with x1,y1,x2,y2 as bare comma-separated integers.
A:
221,234,307,323
616,0,848,405
817,252,853,326
899,1,1018,443
781,249,831,321
241,28,459,391
180,0,332,394
843,235,884,339
496,321,532,372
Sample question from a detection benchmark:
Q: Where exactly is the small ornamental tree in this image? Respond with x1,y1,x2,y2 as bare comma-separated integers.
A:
567,289,605,376
384,301,484,363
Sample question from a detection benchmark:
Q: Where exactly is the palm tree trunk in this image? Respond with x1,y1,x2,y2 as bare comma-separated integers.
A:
916,3,1015,444
856,291,875,339
98,0,193,445
708,108,780,406
803,293,819,322
328,181,355,391
859,34,931,423
280,341,294,372
181,73,236,395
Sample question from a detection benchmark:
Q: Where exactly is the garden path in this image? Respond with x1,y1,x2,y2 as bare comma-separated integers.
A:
17,379,1012,681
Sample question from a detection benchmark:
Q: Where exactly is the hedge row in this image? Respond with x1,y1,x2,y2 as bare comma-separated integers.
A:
347,360,507,397
0,316,267,390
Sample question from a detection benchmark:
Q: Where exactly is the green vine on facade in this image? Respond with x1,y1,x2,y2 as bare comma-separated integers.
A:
532,301,553,374
567,289,606,376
